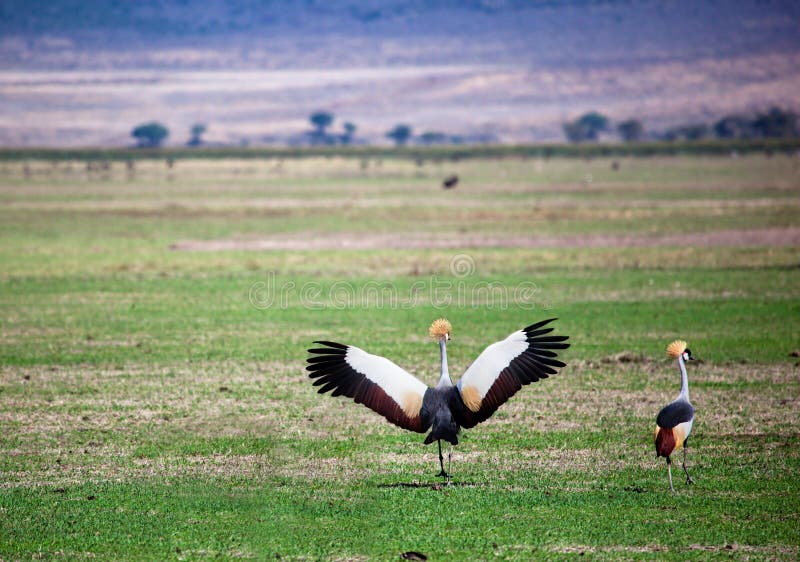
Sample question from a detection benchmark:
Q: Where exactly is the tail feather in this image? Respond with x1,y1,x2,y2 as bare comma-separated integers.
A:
424,409,460,445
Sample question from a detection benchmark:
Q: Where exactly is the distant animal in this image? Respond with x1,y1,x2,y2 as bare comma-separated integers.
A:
306,318,570,482
442,175,459,189
654,340,696,492
611,160,620,171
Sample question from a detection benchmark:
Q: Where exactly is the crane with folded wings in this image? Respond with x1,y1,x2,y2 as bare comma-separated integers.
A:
306,318,570,482
654,340,696,492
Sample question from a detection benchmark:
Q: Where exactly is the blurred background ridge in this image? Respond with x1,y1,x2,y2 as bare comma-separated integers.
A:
1,0,799,146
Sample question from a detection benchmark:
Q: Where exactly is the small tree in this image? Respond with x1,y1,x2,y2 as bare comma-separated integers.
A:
132,122,169,148
714,115,752,139
341,122,357,145
578,112,609,134
617,119,644,142
751,107,798,138
419,131,448,145
563,121,591,143
187,123,207,147
386,124,412,146
309,111,334,144
563,111,610,143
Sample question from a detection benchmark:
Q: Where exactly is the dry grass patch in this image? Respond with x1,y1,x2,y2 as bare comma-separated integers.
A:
551,543,799,556
2,360,798,488
169,227,800,252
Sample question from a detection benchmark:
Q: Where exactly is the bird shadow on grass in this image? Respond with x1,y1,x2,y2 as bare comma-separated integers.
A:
378,481,482,490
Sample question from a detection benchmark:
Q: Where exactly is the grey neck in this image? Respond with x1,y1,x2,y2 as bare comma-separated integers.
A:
436,338,452,388
677,355,690,402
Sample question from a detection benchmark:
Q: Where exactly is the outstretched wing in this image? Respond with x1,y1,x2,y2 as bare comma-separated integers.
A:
306,341,431,433
453,318,569,428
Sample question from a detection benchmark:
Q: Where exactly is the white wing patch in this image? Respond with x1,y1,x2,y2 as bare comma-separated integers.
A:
675,419,694,449
345,346,428,409
457,330,528,401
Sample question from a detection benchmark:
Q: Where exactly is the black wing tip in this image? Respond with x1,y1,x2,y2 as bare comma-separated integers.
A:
523,318,558,332
307,341,348,369
308,341,349,355
531,334,570,342
532,341,570,349
312,340,348,348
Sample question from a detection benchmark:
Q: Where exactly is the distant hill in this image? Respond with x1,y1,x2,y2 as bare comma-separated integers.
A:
1,0,798,146
2,0,799,69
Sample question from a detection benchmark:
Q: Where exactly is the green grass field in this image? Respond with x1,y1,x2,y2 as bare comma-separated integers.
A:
1,154,799,560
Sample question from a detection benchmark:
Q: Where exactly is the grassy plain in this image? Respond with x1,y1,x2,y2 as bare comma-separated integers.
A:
1,154,799,560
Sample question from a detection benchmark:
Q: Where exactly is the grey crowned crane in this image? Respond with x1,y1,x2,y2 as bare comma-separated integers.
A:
654,340,696,492
306,318,570,481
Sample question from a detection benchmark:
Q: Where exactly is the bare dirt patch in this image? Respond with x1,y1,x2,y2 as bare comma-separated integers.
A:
171,227,800,252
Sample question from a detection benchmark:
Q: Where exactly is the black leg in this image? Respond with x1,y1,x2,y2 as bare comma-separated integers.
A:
436,440,448,478
447,444,452,486
682,440,694,485
666,456,674,493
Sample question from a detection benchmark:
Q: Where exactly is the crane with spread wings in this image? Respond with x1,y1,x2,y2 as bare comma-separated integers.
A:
306,318,570,482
